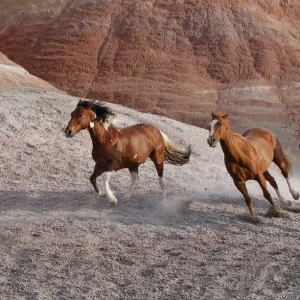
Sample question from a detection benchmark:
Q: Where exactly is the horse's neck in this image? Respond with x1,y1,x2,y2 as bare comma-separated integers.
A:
88,122,110,145
220,128,252,162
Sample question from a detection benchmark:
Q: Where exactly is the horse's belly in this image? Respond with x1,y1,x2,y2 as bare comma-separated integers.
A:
225,160,255,181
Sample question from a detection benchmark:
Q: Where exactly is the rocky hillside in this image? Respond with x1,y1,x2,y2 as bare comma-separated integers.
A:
0,0,299,156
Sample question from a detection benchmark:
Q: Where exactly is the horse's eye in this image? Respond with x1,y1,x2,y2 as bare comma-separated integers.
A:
79,114,83,118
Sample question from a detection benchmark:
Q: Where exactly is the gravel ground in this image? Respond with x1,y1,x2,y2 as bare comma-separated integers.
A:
0,87,299,300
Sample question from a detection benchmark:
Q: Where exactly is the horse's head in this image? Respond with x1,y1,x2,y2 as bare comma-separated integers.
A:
207,112,229,148
65,100,115,138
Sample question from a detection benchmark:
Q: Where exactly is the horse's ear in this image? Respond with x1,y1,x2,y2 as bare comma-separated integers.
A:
211,112,217,119
222,113,229,119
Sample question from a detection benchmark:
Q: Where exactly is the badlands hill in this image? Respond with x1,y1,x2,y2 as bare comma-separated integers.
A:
0,86,299,299
0,0,300,158
0,51,57,90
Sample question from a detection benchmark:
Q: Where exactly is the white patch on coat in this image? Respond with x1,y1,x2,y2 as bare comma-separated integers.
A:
133,154,137,159
89,122,94,129
103,115,115,131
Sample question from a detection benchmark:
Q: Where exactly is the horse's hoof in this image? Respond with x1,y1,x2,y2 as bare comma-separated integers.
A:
108,198,118,206
266,206,291,219
292,191,300,200
99,192,107,198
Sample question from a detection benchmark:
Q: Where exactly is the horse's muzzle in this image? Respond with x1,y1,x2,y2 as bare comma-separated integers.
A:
65,128,74,138
207,137,217,148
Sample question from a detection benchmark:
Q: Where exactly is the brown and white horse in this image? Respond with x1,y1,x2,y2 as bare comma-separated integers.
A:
207,112,299,216
65,100,191,206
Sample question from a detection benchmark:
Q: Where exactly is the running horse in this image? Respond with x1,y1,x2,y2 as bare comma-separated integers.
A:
65,100,191,206
207,112,299,216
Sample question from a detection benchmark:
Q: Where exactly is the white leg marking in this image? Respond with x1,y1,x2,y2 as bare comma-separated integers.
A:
286,179,300,200
102,172,118,205
275,189,292,206
124,172,138,200
159,175,167,207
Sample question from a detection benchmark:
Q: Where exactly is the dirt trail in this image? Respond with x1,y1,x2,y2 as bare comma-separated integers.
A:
0,87,299,299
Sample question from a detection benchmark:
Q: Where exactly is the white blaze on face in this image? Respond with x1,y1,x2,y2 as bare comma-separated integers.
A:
208,120,218,138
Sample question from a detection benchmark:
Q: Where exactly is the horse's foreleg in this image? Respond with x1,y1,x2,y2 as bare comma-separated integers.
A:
102,172,118,206
90,164,106,196
234,180,254,216
124,168,139,200
256,173,275,207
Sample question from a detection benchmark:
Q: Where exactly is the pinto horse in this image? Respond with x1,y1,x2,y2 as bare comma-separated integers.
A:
65,100,191,206
207,112,299,216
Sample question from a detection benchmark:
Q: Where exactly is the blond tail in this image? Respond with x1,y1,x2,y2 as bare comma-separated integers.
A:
161,132,191,166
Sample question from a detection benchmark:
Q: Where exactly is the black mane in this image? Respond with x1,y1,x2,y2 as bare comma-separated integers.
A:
77,100,115,123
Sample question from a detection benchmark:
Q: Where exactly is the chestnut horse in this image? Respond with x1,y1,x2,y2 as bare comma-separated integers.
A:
65,100,191,206
207,112,299,216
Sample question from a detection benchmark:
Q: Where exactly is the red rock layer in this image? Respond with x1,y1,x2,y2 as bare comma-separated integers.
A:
0,0,299,155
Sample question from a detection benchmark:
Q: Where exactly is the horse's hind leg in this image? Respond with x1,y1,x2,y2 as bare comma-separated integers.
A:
273,138,299,200
234,180,254,216
263,171,290,206
90,163,106,196
150,151,167,207
256,173,275,207
124,166,139,200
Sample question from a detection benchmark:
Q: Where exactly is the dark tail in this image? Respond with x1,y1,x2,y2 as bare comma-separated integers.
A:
161,132,191,166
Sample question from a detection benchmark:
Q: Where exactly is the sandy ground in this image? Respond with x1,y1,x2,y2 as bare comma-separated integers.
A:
0,87,300,300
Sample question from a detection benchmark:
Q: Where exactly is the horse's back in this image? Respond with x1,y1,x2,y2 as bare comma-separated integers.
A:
243,127,277,165
242,127,276,147
121,123,162,141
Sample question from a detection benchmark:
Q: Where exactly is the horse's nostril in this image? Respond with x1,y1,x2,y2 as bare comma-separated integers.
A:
65,129,72,137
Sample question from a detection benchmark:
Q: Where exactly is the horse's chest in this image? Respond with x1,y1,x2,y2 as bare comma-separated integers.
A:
91,146,110,163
